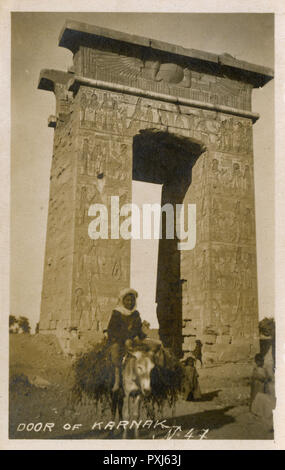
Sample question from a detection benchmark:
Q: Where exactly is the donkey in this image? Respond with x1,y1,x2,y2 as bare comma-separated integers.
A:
111,347,156,439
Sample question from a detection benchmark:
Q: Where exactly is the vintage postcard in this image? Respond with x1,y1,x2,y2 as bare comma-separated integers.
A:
1,1,285,451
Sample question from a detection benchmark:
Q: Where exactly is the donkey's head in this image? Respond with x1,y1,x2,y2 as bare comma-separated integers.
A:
130,350,155,396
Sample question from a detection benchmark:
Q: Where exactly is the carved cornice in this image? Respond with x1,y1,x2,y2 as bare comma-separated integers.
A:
59,20,274,88
38,69,74,92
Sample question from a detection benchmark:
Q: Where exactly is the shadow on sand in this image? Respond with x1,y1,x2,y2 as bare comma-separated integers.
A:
194,389,222,402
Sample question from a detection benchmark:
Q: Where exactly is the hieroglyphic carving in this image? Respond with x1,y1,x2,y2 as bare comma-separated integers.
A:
193,110,221,146
54,83,73,119
181,113,257,350
217,117,252,154
210,198,255,243
209,154,254,197
80,89,132,134
76,184,99,225
211,245,258,292
78,88,253,148
74,232,130,332
79,135,132,197
211,288,258,342
108,141,131,184
71,117,133,334
80,137,109,178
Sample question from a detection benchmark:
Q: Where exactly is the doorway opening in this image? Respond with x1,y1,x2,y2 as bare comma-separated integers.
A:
131,180,162,330
131,129,204,356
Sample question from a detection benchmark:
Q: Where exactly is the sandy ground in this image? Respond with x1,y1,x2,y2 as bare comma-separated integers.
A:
9,334,274,440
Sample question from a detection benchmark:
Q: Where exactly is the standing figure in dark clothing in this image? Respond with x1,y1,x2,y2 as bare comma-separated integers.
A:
249,353,270,411
107,288,147,392
181,356,202,401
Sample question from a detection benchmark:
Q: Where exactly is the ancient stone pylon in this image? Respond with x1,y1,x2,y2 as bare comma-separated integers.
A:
38,20,273,359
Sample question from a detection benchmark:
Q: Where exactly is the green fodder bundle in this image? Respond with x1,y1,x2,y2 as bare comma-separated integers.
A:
71,340,114,406
72,341,183,412
150,362,183,409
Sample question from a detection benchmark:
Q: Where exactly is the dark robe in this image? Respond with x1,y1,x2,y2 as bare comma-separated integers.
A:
107,309,146,346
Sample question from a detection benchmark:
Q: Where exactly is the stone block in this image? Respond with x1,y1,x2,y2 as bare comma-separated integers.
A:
182,325,197,336
202,344,214,353
202,334,217,345
216,335,231,345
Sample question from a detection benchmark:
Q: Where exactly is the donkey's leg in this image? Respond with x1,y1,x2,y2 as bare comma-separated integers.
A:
132,394,142,440
122,392,130,439
117,390,124,421
145,398,155,421
171,401,176,418
111,391,118,421
158,401,164,419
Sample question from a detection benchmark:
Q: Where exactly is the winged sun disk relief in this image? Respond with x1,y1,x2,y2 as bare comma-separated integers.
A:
91,49,192,87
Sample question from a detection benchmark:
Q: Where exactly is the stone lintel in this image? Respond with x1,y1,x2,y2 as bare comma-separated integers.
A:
68,74,260,122
137,128,207,161
59,19,274,88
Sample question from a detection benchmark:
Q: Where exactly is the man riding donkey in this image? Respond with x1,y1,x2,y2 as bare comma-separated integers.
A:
107,288,162,392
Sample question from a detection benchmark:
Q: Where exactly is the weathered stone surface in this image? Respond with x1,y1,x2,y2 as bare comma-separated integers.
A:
216,344,251,363
39,21,272,358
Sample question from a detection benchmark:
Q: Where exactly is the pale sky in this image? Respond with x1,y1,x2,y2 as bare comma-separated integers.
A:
11,13,274,330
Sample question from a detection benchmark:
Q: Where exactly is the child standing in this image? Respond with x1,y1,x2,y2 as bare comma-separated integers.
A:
181,356,202,401
250,353,271,412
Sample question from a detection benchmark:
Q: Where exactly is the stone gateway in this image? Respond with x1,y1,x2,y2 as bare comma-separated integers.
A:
38,21,273,362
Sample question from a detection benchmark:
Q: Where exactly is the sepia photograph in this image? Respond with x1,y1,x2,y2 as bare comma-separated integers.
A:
3,6,283,449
